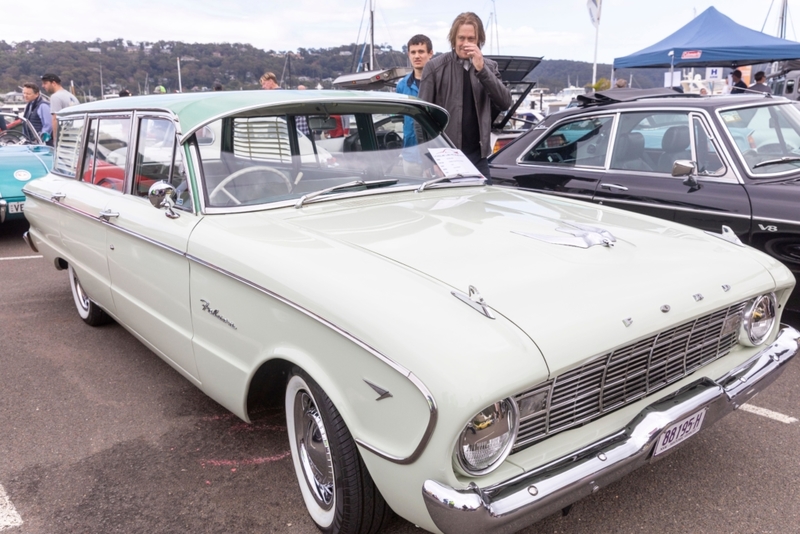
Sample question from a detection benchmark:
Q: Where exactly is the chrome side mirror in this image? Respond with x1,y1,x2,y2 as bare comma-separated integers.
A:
671,160,695,177
148,181,180,219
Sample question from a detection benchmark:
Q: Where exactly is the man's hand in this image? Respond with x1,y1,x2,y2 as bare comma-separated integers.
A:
462,43,484,71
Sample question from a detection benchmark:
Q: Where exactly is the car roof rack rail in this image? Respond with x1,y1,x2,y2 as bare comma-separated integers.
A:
576,88,702,108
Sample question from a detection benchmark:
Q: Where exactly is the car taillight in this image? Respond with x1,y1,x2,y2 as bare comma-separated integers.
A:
493,138,512,153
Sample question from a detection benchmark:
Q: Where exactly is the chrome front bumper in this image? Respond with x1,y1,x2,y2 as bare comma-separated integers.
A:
423,325,800,534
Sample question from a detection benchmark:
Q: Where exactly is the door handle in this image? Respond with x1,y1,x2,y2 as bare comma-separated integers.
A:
600,183,629,191
99,209,119,221
51,192,66,202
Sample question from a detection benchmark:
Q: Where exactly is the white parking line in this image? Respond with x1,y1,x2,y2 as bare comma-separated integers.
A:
0,256,42,261
0,484,23,530
740,403,799,424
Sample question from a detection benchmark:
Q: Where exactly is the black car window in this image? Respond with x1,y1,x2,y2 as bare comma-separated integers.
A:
521,116,613,167
610,112,690,174
692,117,725,176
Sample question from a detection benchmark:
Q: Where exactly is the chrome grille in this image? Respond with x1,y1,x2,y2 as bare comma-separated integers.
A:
513,301,747,452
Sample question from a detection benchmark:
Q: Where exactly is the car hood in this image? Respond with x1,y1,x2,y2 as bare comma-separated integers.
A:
0,146,53,199
285,186,780,376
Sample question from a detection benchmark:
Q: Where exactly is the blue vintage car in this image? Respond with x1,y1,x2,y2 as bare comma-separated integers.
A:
0,111,53,224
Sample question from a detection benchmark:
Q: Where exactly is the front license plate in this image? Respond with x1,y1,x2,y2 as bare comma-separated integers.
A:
654,409,707,456
8,202,25,214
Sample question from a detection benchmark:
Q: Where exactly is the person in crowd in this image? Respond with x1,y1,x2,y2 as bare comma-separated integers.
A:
730,70,747,94
213,82,223,91
118,89,131,97
295,84,310,135
418,12,512,181
22,83,52,144
40,73,79,140
260,72,279,90
615,78,628,88
396,34,433,174
0,115,6,131
749,71,771,94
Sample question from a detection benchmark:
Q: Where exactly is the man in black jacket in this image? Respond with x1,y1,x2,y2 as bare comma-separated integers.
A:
418,12,511,181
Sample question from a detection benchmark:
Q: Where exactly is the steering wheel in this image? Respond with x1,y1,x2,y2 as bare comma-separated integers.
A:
742,148,759,160
383,131,402,150
547,152,564,163
0,130,27,146
210,166,292,205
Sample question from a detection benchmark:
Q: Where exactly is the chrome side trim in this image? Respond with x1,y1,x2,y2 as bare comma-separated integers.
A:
0,199,5,223
422,326,799,534
597,196,752,220
186,253,438,465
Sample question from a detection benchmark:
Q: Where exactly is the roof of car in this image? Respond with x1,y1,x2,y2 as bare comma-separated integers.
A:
58,89,447,141
550,91,784,120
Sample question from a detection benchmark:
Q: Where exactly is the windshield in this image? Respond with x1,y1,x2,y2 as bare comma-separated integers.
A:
719,103,800,176
196,104,456,208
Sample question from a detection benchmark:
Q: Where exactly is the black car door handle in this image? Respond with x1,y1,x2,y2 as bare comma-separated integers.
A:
600,183,629,191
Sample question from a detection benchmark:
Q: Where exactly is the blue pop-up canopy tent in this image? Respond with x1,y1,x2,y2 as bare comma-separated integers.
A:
614,6,800,69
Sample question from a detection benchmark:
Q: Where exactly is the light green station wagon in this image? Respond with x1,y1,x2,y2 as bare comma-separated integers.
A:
22,90,799,534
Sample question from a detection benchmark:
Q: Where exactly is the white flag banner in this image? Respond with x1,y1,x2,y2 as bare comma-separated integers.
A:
587,0,602,28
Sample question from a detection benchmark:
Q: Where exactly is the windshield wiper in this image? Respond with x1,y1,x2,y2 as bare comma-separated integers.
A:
294,179,398,208
752,156,800,169
416,174,487,192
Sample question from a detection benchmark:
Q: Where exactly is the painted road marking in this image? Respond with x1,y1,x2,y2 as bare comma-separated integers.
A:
0,255,42,261
741,403,798,424
0,484,23,530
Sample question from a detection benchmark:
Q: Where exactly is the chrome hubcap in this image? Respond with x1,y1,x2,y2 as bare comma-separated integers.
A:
294,390,334,509
72,271,90,311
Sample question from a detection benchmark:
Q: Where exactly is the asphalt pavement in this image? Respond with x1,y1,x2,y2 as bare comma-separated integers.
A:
1,218,798,534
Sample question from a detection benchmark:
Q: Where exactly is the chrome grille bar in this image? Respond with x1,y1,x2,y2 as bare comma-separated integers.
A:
513,301,747,452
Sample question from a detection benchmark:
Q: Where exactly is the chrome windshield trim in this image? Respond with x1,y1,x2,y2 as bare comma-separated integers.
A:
200,182,487,215
185,253,438,465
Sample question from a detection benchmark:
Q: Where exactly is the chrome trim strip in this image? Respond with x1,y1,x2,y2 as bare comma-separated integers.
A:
26,188,438,463
752,215,800,228
422,326,799,534
0,199,5,223
596,196,752,220
186,253,438,465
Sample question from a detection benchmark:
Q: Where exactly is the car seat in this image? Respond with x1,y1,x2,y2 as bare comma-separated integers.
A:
657,125,691,173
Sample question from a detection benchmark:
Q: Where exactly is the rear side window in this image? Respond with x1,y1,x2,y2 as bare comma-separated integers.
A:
80,117,131,189
53,118,85,178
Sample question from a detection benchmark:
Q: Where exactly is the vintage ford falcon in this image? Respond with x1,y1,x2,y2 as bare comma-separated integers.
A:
22,91,799,534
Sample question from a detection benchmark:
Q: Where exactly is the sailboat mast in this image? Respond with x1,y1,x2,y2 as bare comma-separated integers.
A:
370,0,375,71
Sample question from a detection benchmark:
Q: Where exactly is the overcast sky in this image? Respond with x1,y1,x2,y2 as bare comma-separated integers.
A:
7,0,795,64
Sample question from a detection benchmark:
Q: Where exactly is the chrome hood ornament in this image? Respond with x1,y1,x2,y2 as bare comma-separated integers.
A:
452,285,495,319
514,223,617,249
705,225,744,246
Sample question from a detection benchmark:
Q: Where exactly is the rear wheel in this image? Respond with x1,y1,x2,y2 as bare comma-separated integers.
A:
765,237,800,266
285,370,391,534
68,264,112,326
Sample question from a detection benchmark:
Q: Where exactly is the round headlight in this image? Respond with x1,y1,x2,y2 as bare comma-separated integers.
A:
741,293,777,346
455,398,519,476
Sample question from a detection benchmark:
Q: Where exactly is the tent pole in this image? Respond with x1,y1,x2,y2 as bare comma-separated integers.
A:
592,23,600,86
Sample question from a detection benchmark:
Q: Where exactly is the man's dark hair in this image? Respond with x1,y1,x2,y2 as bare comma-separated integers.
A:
408,34,432,53
755,71,766,82
213,82,223,91
118,89,131,97
448,12,486,50
41,73,61,84
22,82,40,94
731,69,743,79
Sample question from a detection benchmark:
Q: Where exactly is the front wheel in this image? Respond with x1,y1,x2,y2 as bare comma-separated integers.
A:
68,264,112,326
285,370,391,534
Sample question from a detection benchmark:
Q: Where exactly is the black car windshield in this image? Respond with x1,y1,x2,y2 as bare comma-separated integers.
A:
720,103,800,176
196,106,457,208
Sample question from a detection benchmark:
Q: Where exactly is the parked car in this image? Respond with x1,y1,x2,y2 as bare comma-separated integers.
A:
0,111,52,224
490,88,800,310
23,91,799,534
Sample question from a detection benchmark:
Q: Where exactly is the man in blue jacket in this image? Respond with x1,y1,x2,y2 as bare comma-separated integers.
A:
396,34,433,174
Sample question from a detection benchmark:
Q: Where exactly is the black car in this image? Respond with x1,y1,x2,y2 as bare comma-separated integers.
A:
490,88,800,309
